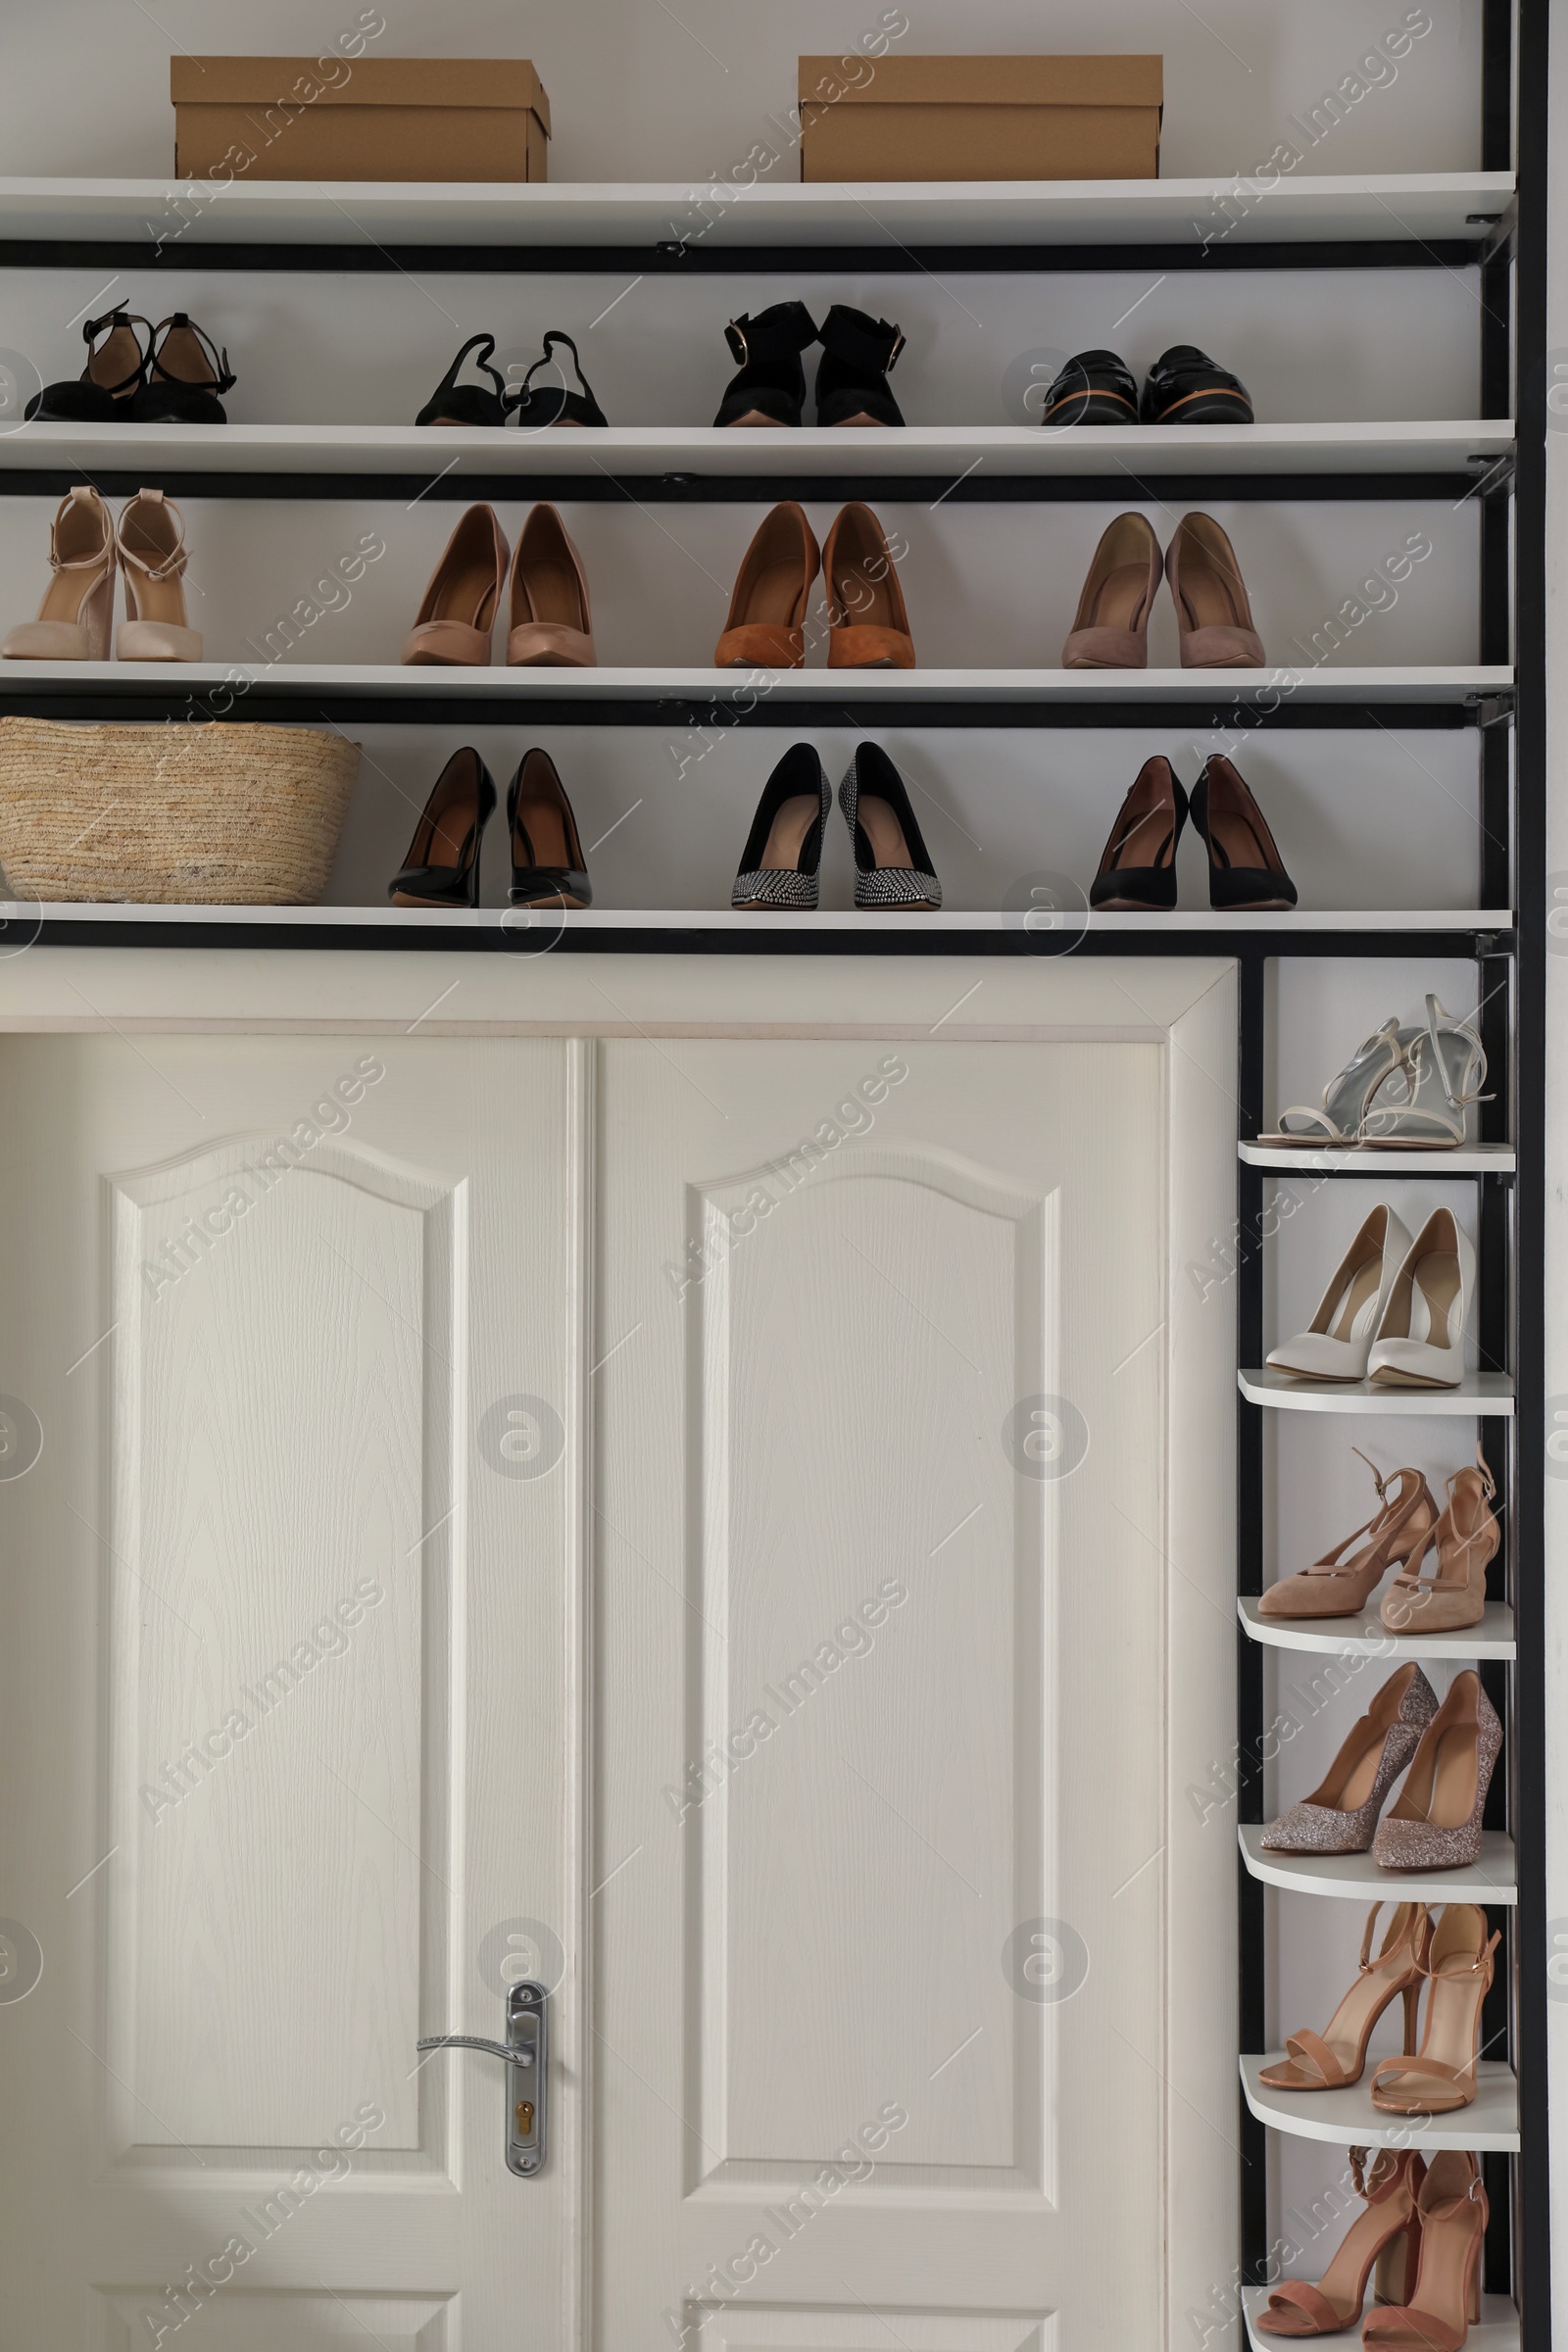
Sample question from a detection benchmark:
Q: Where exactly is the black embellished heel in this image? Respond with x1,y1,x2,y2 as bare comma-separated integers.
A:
712,301,818,427
129,315,237,424
26,309,151,421
389,747,496,907
508,748,593,907
839,744,941,909
730,743,832,910
416,333,511,428
815,305,906,428
509,331,609,428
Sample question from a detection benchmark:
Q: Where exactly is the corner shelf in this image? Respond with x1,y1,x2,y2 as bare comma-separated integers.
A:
1244,2289,1519,2352
1240,2055,1519,2152
1238,1368,1515,1415
1237,1594,1517,1660
1238,1823,1517,1906
1240,1141,1516,1172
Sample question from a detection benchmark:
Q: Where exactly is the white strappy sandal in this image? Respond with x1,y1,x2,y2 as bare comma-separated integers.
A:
1360,998,1491,1150
1262,1016,1408,1148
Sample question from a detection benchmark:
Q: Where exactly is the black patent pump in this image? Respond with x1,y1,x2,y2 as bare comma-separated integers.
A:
389,747,497,906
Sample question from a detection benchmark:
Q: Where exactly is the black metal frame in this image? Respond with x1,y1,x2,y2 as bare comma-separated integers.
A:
0,5,1546,2336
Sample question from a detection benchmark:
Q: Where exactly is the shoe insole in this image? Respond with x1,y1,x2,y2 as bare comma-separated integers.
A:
1322,1253,1383,1343
1408,1253,1460,1348
1178,547,1248,631
1314,1959,1404,2075
411,791,473,869
519,555,585,631
90,322,143,397
859,796,913,869
153,325,212,387
514,777,577,872
1104,807,1173,871
1205,806,1269,869
1399,1723,1480,1830
758,795,818,870
40,510,107,624
1310,2196,1400,2326
833,548,898,632
431,550,496,627
1401,2155,1479,2329
1328,1731,1384,1813
740,557,807,626
1084,561,1152,633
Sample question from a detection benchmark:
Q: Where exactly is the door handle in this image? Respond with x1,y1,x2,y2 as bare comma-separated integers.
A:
417,1979,548,2176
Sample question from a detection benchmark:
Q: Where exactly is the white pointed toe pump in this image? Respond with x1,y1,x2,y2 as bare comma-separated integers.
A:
1265,1203,1412,1383
1366,1207,1476,1390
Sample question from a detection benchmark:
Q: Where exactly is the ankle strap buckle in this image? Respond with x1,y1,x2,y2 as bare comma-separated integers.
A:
724,319,749,367
887,326,906,370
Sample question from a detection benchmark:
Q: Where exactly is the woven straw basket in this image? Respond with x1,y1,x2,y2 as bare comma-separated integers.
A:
0,718,360,904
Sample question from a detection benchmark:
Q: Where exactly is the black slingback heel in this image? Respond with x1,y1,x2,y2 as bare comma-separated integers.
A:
509,332,609,429
130,315,237,424
27,309,152,420
815,305,906,427
389,748,496,906
416,333,511,428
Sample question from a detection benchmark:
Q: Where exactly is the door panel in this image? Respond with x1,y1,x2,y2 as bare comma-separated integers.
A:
595,1039,1166,2343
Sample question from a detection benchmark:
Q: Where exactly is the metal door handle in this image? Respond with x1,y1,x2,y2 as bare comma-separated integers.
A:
416,1980,547,2175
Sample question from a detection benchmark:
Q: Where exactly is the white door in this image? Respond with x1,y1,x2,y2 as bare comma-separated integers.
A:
0,993,1223,2348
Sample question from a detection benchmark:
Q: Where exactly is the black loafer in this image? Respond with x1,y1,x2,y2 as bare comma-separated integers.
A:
1141,345,1254,425
1035,349,1139,428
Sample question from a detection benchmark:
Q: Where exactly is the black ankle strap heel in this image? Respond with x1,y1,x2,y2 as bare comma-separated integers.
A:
416,333,511,428
509,331,609,428
815,305,906,428
130,314,237,424
712,301,819,427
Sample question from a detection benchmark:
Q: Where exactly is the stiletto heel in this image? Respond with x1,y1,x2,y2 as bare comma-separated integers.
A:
715,502,820,669
822,502,915,668
1261,1663,1437,1854
416,332,510,427
26,308,151,420
506,749,592,908
508,331,609,429
1257,1451,1438,1622
1165,512,1265,667
1370,1902,1500,2113
1365,995,1492,1149
1088,756,1188,909
1262,1015,1410,1149
730,743,832,910
1252,2149,1425,2336
1061,512,1162,669
1372,1672,1502,1875
1380,1451,1499,1636
388,747,496,907
116,490,201,662
1189,754,1296,909
401,503,509,667
1258,1901,1431,2091
1265,1202,1413,1384
1362,2150,1488,2350
838,743,941,909
1,486,116,661
1366,1207,1476,1391
506,503,596,666
129,313,236,424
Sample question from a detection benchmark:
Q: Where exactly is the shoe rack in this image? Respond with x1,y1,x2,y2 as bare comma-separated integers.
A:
0,2,1550,2342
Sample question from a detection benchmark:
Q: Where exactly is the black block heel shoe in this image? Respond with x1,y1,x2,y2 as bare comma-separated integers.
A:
1141,345,1254,425
508,748,593,907
389,747,496,906
815,305,906,427
509,331,609,428
839,744,941,909
1036,348,1139,428
712,301,819,427
730,743,832,909
416,332,511,427
128,314,237,424
26,309,151,420
1090,758,1189,909
1191,755,1297,908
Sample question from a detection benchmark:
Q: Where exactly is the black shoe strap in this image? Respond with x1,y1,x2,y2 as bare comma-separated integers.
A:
724,301,819,368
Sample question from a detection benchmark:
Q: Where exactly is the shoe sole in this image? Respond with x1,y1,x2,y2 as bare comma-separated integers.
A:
1038,392,1136,427
1149,391,1255,424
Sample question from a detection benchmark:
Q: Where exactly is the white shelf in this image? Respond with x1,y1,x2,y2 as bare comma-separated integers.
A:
0,661,1511,707
1245,2288,1518,2352
0,903,1518,938
1238,1594,1517,1661
1239,1823,1517,1906
0,419,1514,481
0,172,1514,250
1241,2055,1519,2152
1239,1368,1515,1415
1241,1141,1516,1171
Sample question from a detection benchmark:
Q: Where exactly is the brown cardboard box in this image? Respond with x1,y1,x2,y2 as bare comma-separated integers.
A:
171,58,551,183
798,55,1162,182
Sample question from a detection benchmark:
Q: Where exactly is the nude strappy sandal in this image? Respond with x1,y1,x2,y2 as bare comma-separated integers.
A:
116,490,202,662
1258,1901,1431,2091
1380,1452,1500,1637
1,486,117,661
1061,512,1162,668
1254,2147,1425,2336
1370,1903,1499,2115
1362,2151,1488,2350
1257,1450,1437,1620
402,503,510,667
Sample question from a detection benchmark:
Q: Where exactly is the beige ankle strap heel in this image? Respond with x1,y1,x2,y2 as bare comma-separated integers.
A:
116,490,202,662
1,486,116,662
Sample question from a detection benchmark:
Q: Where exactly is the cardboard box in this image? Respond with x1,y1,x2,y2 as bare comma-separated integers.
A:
172,57,551,183
798,55,1162,182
